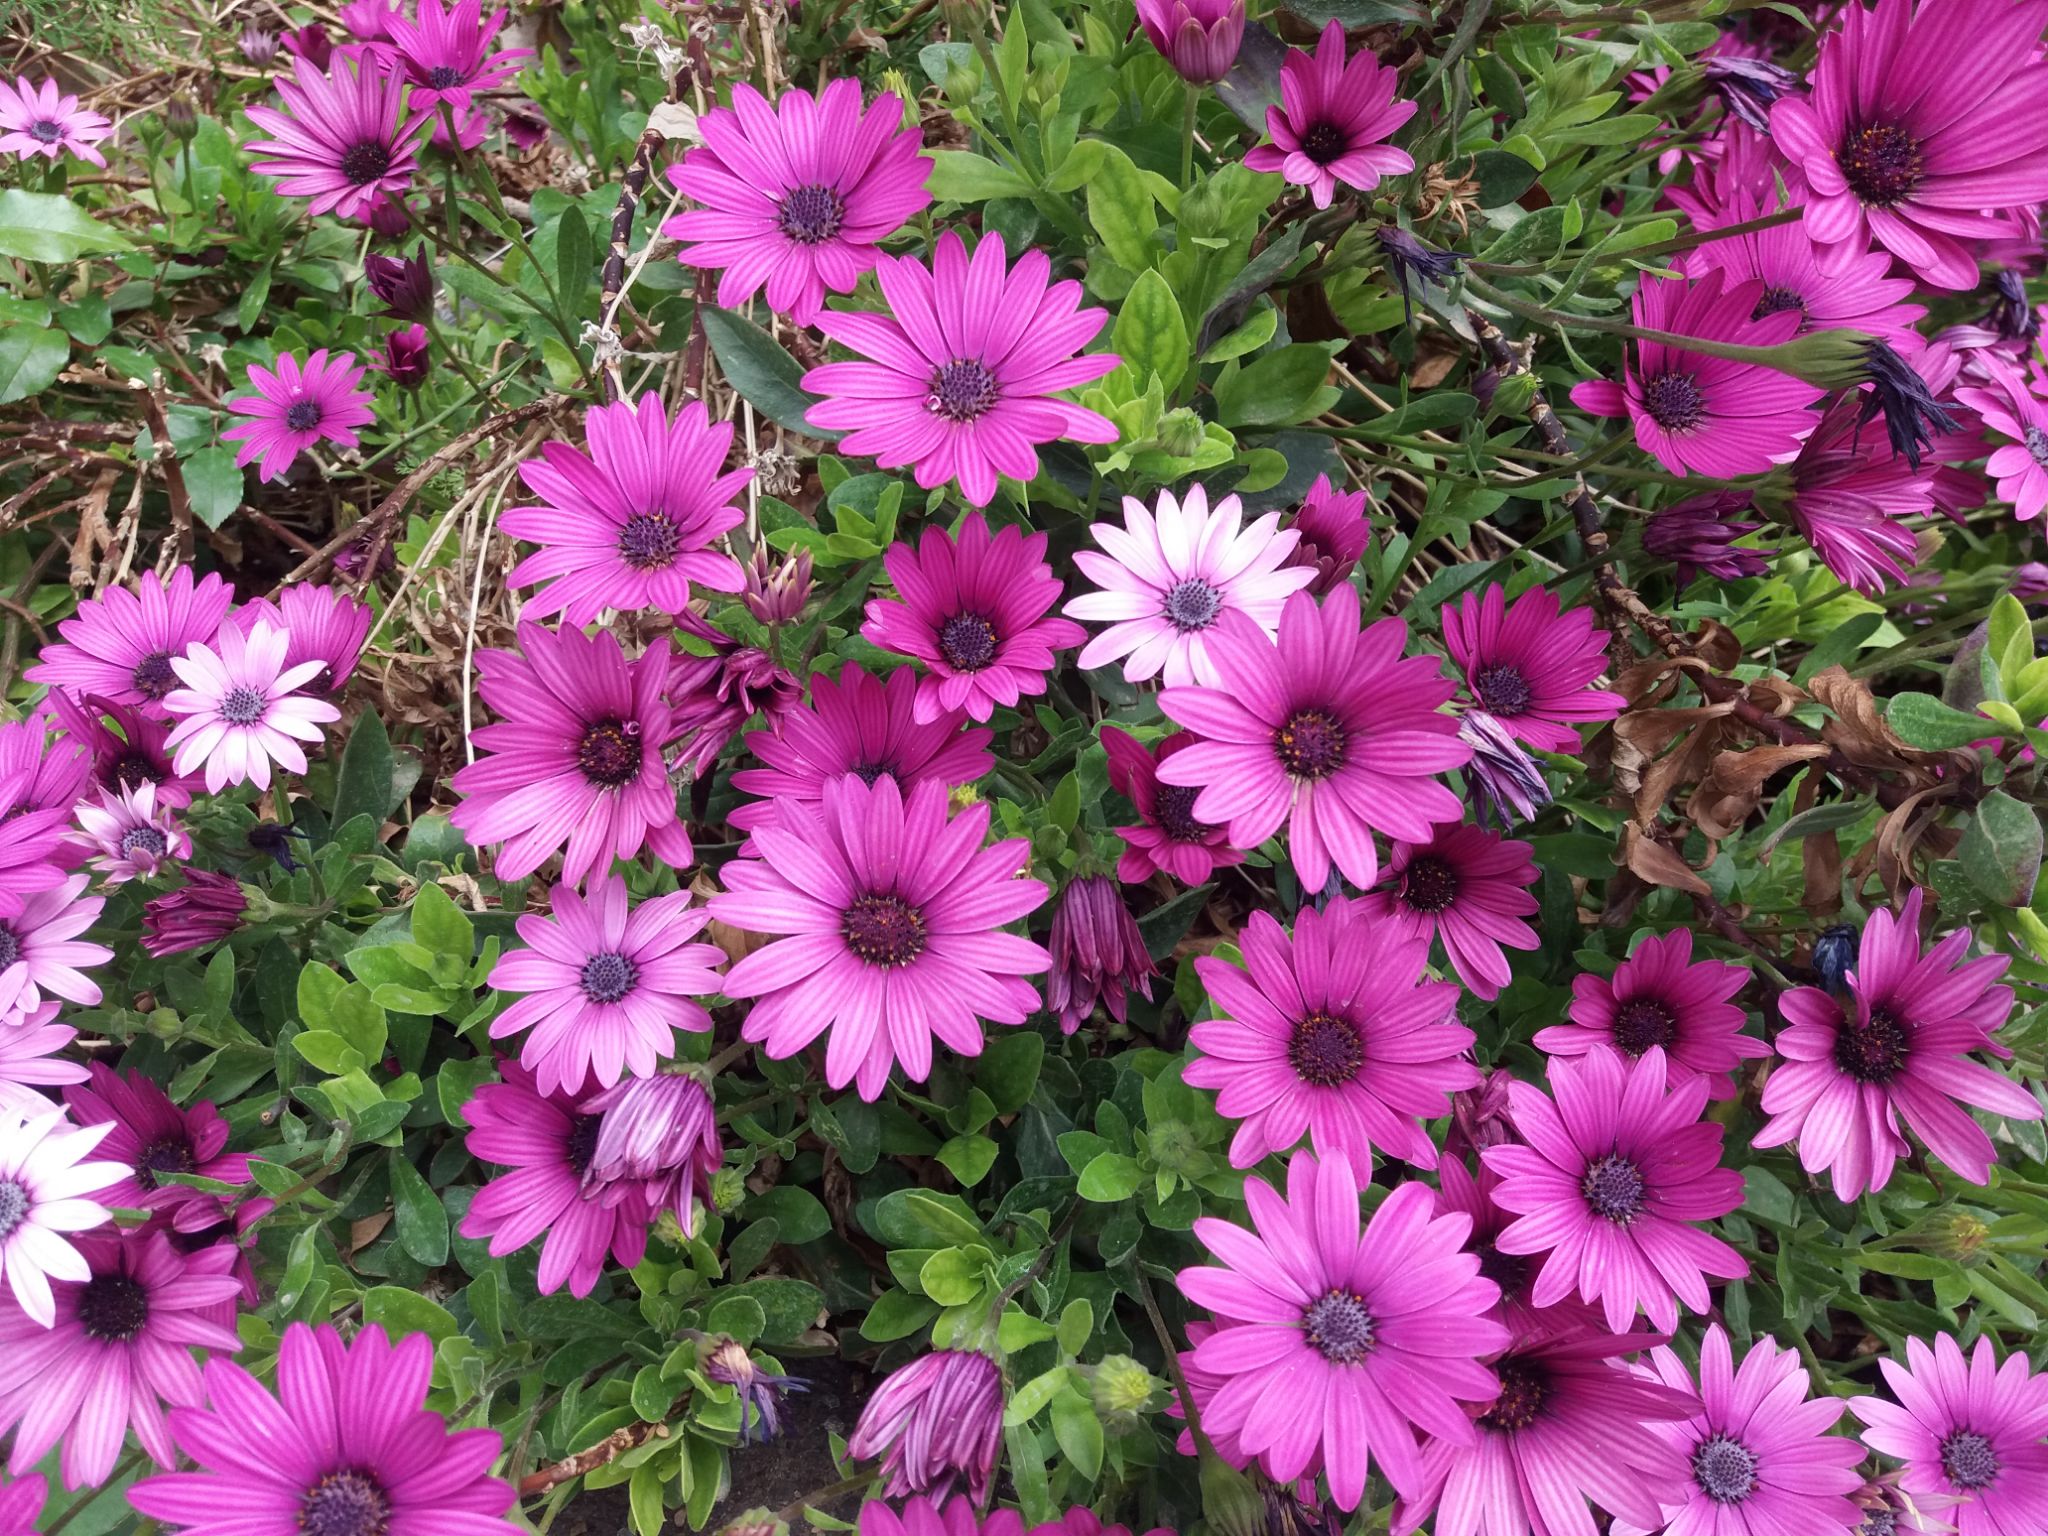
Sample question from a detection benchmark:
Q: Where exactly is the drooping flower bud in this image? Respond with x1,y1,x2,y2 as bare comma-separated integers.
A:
846,1348,1003,1502
1132,0,1246,85
1044,874,1158,1035
363,249,434,322
141,870,249,958
1643,493,1774,585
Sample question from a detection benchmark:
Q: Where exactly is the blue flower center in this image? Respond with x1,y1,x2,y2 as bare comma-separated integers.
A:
1478,1359,1549,1431
1163,577,1224,632
121,824,170,861
1301,1288,1374,1362
580,951,639,1005
0,1178,28,1242
1300,121,1348,165
926,359,998,423
300,1469,392,1536
1940,1429,1999,1491
29,120,62,143
426,64,463,89
0,926,18,970
937,613,998,672
618,512,681,571
1398,855,1458,915
2026,426,2048,468
136,1135,197,1188
77,1271,150,1342
1751,286,1806,320
1581,1153,1647,1223
1612,998,1678,1056
285,399,324,432
1153,782,1208,842
1287,1009,1362,1087
1842,122,1922,207
1834,1005,1909,1084
220,685,268,725
777,183,846,245
1692,1433,1760,1504
842,892,926,967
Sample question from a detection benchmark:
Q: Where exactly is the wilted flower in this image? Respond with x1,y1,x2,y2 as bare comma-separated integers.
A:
703,1338,805,1443
666,617,802,777
1859,341,1959,470
2013,562,2048,600
334,526,398,580
140,870,248,958
847,1348,1003,1502
1043,874,1158,1036
1282,473,1369,595
502,108,550,150
1702,53,1801,133
375,323,431,387
1644,492,1774,584
1376,225,1463,326
582,1072,722,1235
742,547,813,626
1812,921,1858,994
363,249,434,322
1444,1066,1515,1159
1986,271,2040,345
238,24,278,65
1458,709,1551,828
1133,0,1246,85
246,821,309,872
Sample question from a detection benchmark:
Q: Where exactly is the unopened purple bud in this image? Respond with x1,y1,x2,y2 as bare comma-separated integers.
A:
1132,0,1246,85
502,108,551,151
239,24,279,65
280,23,333,69
364,249,434,322
2012,562,2048,600
742,547,813,625
1812,923,1858,995
141,869,248,958
846,1348,1003,1502
1045,873,1159,1035
1458,710,1551,829
582,1073,722,1235
1643,493,1774,586
376,323,432,388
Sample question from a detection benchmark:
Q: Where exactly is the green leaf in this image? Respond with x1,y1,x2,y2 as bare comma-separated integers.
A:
362,1285,458,1342
1112,269,1190,394
705,1294,768,1344
918,1246,988,1306
1004,1366,1071,1425
293,1030,364,1076
555,207,593,310
236,265,273,333
388,1153,450,1266
861,1287,940,1342
936,1133,1000,1187
1213,344,1338,428
700,305,839,439
1077,1152,1144,1202
974,1032,1043,1114
410,881,475,960
745,1186,831,1245
926,150,1034,202
1085,146,1157,274
181,446,245,531
735,1276,825,1343
1885,692,1995,750
1990,592,2035,691
1056,1299,1094,1356
872,1188,986,1247
0,190,133,261
333,713,399,831
628,1463,666,1536
0,324,68,405
1049,1388,1104,1480
1958,789,2044,909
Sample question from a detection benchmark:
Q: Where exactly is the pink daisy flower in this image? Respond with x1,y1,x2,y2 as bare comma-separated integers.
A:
0,1004,89,1113
488,876,725,1096
1850,1334,2048,1536
1433,1155,1598,1342
0,803,69,927
1485,1047,1747,1333
1362,822,1539,1001
1284,473,1370,596
0,76,112,165
1185,895,1475,1170
1135,0,1246,84
1570,268,1825,478
729,664,993,835
1788,394,1938,593
457,1059,657,1297
1176,1150,1510,1509
221,350,376,483
862,513,1086,724
0,1474,41,1536
1610,1326,1867,1536
46,691,202,808
501,395,750,625
0,1230,243,1489
231,583,373,697
1158,586,1469,893
382,0,528,113
710,775,1050,1101
1536,928,1766,1097
243,53,432,221
128,1322,519,1536
0,714,89,825
28,568,236,716
1769,0,2048,290
1101,725,1243,886
1754,888,2037,1198
1956,362,2048,523
0,1106,124,1327
162,620,343,793
449,622,695,885
1442,584,1622,755
0,875,112,1027
74,782,190,885
61,1063,253,1235
664,79,932,326
848,1350,1005,1502
1064,485,1317,688
1242,20,1417,210
803,231,1120,507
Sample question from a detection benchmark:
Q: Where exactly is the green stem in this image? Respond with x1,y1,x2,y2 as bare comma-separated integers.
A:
1180,83,1199,191
426,314,488,394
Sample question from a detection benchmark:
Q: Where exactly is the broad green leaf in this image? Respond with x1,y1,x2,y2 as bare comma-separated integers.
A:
362,1285,458,1342
1077,1152,1144,1202
388,1153,450,1266
1085,146,1157,274
181,446,244,530
1958,790,2043,908
0,324,68,405
701,304,839,439
332,712,399,831
925,150,1034,202
410,880,475,959
1112,269,1190,394
0,190,133,261
1885,692,1995,750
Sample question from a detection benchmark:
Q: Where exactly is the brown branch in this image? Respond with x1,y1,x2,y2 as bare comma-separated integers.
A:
141,380,195,564
595,90,675,404
517,1421,666,1496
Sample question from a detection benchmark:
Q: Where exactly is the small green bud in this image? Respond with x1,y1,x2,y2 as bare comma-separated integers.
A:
1157,407,1206,458
1753,327,1878,389
1200,1450,1265,1536
1089,1354,1161,1423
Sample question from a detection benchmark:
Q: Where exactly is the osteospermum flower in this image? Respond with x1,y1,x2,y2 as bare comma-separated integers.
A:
1285,473,1370,596
1434,1155,1596,1342
220,350,377,483
862,514,1087,724
1136,0,1245,83
0,1474,41,1536
0,1231,243,1489
1754,887,2037,1198
1177,1151,1510,1508
162,620,342,793
803,230,1119,507
1101,725,1243,886
382,0,528,112
1570,268,1824,477
710,776,1050,1100
0,806,68,928
1243,20,1417,209
0,1005,88,1115
62,1063,252,1234
1788,393,1939,593
128,1322,520,1536
0,875,113,1028
0,76,112,165
27,568,236,716
1850,1334,2048,1536
1610,1327,1867,1536
582,1072,721,1235
1043,874,1157,1034
140,870,248,959
1484,1046,1747,1333
449,622,695,885
74,783,191,885
848,1349,1004,1502
0,1107,123,1327
1365,823,1538,1001
729,664,993,834
45,692,200,809
488,877,726,1096
232,583,373,697
1956,363,2048,523
1186,896,1474,1170
1443,584,1621,754
0,714,88,824
1769,0,2048,290
1065,486,1316,688
501,395,750,625
1158,586,1469,893
665,79,932,327
243,52,432,221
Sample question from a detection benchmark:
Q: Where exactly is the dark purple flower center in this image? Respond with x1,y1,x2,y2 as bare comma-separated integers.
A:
1398,856,1458,915
842,892,927,968
777,183,846,245
1288,1009,1363,1087
1300,120,1348,165
120,824,170,861
937,613,999,672
1752,286,1807,320
1471,661,1532,717
220,685,268,725
29,120,63,143
1940,1429,1999,1491
1163,577,1224,632
285,399,324,432
1478,1360,1549,1432
300,1468,392,1536
1154,782,1209,842
132,651,178,700
1475,1241,1527,1301
1274,708,1348,780
2026,426,2048,468
114,750,166,792
1301,1287,1375,1363
580,951,638,1005
1581,1152,1647,1223
1861,1512,1898,1536
1834,1005,1910,1083
1643,372,1705,431
563,1112,602,1174
426,64,464,89
136,1134,197,1189
1693,1433,1760,1504
0,926,18,970
1842,122,1923,207
0,1179,24,1241
850,762,893,788
340,140,394,187
77,1271,151,1342
617,512,681,571
926,359,999,423
302,663,339,696
576,718,642,788
1611,997,1678,1056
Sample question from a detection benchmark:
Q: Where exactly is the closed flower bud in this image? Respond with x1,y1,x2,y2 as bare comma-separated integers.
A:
1643,492,1774,585
1812,922,1858,995
164,98,198,143
1282,473,1369,596
375,323,432,389
1134,0,1246,85
704,1340,806,1443
847,1348,1003,1502
582,1072,722,1236
141,870,249,958
742,547,813,625
1156,406,1207,459
363,249,434,322
1045,874,1158,1035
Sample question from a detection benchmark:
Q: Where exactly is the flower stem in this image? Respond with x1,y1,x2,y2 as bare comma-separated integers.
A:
1180,83,1199,191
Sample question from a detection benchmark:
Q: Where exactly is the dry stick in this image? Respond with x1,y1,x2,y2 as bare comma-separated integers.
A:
595,118,672,405
141,378,196,565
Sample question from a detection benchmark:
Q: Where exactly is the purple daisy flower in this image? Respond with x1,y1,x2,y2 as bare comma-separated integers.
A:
0,1005,89,1112
0,875,112,1027
1536,928,1766,1098
1101,725,1244,887
128,1322,519,1536
582,1072,722,1236
449,622,695,886
0,713,88,823
243,53,432,221
1176,1151,1510,1508
46,691,201,808
729,664,993,835
501,395,750,625
664,79,932,326
140,870,248,959
1284,473,1370,596
163,621,343,793
1243,20,1417,209
0,76,112,166
28,568,236,717
62,1063,253,1235
74,783,192,885
221,350,376,483
0,1106,123,1327
382,0,528,113
231,583,374,698
1065,486,1317,688
1364,823,1539,1002
847,1349,1004,1503
488,876,725,1096
1851,1334,2048,1536
803,231,1119,507
1957,361,2048,523
1159,586,1468,892
1788,394,1939,594
373,321,431,387
862,513,1087,724
1484,1046,1748,1333
1136,0,1245,84
710,775,1050,1101
1754,887,2037,1198
1609,1326,1867,1536
0,1230,242,1488
0,1474,41,1536
1185,895,1474,1170
1443,584,1621,755
1043,874,1158,1035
